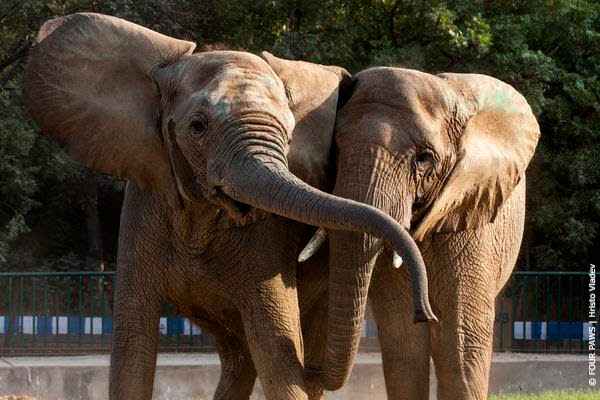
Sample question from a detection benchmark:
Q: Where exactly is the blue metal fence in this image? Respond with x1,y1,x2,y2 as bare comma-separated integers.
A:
494,271,592,353
0,271,214,354
0,270,593,355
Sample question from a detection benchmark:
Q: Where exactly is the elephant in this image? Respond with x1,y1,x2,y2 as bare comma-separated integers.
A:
23,13,436,400
295,67,540,399
187,67,540,400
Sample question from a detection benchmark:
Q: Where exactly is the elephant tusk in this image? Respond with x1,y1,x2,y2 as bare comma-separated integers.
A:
367,239,401,268
299,231,402,269
298,227,328,262
393,252,403,269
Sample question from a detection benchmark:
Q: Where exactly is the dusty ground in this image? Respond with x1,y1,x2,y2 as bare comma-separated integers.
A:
0,353,590,399
0,397,36,400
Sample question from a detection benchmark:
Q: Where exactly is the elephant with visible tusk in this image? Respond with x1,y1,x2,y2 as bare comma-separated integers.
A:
187,66,539,399
297,67,540,398
23,13,435,400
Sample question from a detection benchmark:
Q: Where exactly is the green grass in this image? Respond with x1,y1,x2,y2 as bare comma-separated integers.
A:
491,390,599,400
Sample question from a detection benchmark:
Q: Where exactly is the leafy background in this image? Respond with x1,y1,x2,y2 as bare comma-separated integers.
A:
1,0,598,272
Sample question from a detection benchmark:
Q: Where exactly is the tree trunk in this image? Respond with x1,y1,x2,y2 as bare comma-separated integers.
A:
83,175,106,313
83,176,104,272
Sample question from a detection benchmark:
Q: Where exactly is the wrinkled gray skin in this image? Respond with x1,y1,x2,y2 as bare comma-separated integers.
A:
318,67,540,399
219,67,540,399
23,14,436,400
306,68,539,398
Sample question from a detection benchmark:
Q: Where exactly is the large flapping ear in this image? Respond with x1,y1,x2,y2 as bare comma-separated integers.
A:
24,13,196,206
413,73,540,241
260,51,355,190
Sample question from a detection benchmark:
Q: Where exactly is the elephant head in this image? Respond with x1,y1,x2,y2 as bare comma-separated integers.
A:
23,14,436,329
301,67,539,389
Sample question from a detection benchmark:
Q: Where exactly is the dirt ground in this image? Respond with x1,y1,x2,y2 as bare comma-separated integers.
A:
0,396,36,400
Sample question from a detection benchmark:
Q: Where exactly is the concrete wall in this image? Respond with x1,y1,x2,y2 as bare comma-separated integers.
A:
0,353,593,399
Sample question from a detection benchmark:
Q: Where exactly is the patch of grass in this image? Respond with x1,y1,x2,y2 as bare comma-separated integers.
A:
491,390,598,400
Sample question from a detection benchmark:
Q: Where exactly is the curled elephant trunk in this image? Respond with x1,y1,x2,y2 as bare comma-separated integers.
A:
219,155,435,309
225,160,424,260
221,157,436,316
219,152,435,391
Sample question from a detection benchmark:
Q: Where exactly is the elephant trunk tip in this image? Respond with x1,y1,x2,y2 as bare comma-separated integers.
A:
305,363,349,392
414,304,438,324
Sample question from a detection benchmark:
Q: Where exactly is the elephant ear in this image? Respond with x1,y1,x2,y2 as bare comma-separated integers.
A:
413,73,540,241
260,51,354,190
24,13,196,206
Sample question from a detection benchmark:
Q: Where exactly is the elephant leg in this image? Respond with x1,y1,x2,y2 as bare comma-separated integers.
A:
369,255,431,400
297,250,329,400
427,179,525,400
213,333,257,400
238,273,308,400
427,238,503,400
429,286,495,400
301,295,328,400
109,268,161,400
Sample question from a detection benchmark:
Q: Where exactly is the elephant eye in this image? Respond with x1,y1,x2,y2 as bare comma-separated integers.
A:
414,149,435,166
189,116,208,136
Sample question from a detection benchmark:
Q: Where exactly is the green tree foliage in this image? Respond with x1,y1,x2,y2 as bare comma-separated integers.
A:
0,0,597,271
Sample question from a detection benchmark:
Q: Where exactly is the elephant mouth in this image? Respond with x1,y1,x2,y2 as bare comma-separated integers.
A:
208,186,252,220
174,168,253,220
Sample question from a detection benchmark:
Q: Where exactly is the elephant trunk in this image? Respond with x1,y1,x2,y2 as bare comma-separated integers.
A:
320,230,377,390
317,147,431,390
219,156,434,319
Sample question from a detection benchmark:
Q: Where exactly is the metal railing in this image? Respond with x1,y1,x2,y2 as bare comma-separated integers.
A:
0,271,215,355
0,270,593,355
494,271,592,353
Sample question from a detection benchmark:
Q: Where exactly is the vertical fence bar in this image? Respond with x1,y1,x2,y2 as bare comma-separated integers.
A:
534,275,539,351
31,277,36,352
511,275,516,351
7,277,12,353
176,314,181,352
580,275,585,353
67,276,72,350
55,276,60,351
112,274,116,351
78,275,83,350
44,276,48,352
557,275,562,350
523,275,528,352
19,277,24,351
90,276,94,349
544,275,552,353
100,275,105,348
499,289,505,351
568,275,573,352
8,277,13,327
